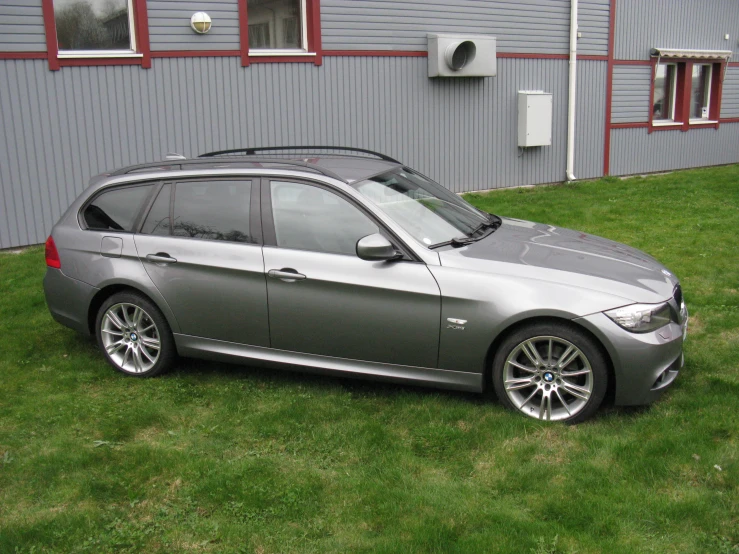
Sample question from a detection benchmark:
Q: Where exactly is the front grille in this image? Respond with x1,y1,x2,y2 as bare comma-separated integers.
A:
673,284,683,308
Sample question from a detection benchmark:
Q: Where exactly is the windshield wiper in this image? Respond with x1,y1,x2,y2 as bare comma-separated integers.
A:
428,214,502,249
428,236,475,249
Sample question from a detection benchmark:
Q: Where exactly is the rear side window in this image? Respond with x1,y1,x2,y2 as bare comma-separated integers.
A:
141,180,254,244
83,184,154,232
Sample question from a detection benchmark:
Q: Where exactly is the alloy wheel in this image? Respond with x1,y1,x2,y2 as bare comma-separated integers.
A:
503,335,594,421
100,303,161,374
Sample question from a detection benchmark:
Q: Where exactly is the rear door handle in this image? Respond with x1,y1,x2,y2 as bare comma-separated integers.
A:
268,268,306,282
146,253,177,264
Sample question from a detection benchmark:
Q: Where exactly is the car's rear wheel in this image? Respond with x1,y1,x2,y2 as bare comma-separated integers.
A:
491,322,608,423
95,291,176,377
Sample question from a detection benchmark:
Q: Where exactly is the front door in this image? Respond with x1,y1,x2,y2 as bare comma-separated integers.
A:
134,179,269,346
262,179,440,368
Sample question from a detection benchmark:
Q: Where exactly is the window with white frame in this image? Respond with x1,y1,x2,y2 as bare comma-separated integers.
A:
652,63,677,122
247,0,307,52
53,0,137,56
690,64,712,120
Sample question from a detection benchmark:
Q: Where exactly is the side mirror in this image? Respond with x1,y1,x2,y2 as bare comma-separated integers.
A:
356,233,401,261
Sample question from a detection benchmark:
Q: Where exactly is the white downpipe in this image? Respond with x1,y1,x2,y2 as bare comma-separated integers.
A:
566,0,578,182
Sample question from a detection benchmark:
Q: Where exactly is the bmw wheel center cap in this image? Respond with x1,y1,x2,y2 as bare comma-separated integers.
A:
544,372,554,382
130,333,138,341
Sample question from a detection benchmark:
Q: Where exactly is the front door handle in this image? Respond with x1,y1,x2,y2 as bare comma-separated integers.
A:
146,253,177,264
268,268,306,282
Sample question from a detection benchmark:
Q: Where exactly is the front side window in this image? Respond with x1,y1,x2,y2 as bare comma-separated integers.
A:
270,181,378,256
690,64,712,120
248,0,305,51
653,63,677,121
140,180,255,244
53,0,136,54
353,168,489,247
83,184,153,232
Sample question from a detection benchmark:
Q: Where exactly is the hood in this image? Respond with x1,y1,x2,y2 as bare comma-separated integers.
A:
438,217,678,303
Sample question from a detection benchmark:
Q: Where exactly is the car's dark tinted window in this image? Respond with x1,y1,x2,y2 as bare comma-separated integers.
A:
141,184,171,236
270,181,378,256
83,184,154,232
171,180,254,243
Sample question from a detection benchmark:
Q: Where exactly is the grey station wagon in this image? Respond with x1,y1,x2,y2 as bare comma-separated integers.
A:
44,146,688,423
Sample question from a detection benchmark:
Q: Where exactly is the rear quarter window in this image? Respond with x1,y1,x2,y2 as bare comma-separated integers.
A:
83,184,154,232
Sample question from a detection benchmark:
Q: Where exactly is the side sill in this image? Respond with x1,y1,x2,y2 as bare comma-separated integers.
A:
174,334,484,393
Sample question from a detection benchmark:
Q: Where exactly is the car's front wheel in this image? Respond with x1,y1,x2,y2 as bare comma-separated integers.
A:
95,291,176,377
491,321,608,423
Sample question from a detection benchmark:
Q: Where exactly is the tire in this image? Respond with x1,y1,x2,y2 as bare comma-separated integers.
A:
95,291,177,377
491,321,608,424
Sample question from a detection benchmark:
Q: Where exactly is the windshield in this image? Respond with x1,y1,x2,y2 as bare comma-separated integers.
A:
353,167,490,247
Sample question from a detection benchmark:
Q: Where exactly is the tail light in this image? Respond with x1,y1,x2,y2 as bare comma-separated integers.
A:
45,236,61,269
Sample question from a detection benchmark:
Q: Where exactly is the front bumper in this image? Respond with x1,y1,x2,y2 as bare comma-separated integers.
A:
573,312,685,406
43,268,98,335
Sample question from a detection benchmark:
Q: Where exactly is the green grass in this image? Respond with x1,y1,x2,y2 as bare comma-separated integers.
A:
1,165,738,553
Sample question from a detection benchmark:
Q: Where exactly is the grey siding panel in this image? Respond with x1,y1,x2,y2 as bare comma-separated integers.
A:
574,60,606,179
610,126,739,176
321,0,572,53
577,0,610,57
611,65,651,123
0,0,46,52
722,67,739,119
0,57,577,248
148,0,240,51
615,0,739,60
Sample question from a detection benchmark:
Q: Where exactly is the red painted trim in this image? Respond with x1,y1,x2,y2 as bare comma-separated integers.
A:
151,50,241,58
613,59,651,66
238,0,249,67
133,0,151,68
59,58,143,67
603,0,616,175
498,52,568,59
611,122,648,129
0,52,48,60
41,0,59,70
249,56,317,63
729,62,739,68
647,56,656,133
577,54,608,61
710,62,723,128
721,118,739,123
307,0,322,66
679,61,691,131
323,50,427,57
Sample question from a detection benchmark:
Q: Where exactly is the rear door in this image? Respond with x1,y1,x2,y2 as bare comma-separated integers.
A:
261,179,441,368
134,178,270,346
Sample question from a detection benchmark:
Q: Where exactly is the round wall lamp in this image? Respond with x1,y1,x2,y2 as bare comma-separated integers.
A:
190,12,212,34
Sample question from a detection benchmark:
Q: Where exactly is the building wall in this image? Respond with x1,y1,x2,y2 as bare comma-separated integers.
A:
610,126,739,176
610,65,651,123
0,0,46,52
148,0,241,51
722,67,739,119
0,56,600,248
614,0,739,60
574,60,606,179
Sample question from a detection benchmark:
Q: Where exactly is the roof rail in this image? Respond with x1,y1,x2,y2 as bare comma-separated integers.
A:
107,157,347,182
199,146,401,163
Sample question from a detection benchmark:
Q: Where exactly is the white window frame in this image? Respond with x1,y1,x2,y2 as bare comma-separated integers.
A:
689,63,714,124
248,0,314,57
652,62,679,126
56,0,140,59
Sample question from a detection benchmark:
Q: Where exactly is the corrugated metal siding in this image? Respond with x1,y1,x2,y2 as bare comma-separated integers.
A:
610,126,739,176
0,56,589,248
148,0,240,51
577,0,610,57
722,67,739,119
0,0,46,52
611,65,651,123
574,60,606,179
320,0,572,53
615,0,739,61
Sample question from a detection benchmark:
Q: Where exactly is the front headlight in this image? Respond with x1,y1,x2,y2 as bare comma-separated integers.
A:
604,302,672,333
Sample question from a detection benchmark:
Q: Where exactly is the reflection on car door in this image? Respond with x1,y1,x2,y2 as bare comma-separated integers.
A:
134,179,270,346
262,180,441,368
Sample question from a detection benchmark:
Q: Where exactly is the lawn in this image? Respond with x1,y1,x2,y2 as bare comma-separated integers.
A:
1,165,738,553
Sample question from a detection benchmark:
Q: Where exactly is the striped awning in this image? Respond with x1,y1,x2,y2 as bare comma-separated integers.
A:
650,48,732,60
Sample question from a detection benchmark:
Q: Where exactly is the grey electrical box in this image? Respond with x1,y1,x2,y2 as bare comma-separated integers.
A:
517,91,553,147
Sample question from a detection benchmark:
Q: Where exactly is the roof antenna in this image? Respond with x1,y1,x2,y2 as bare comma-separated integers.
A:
164,152,187,160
